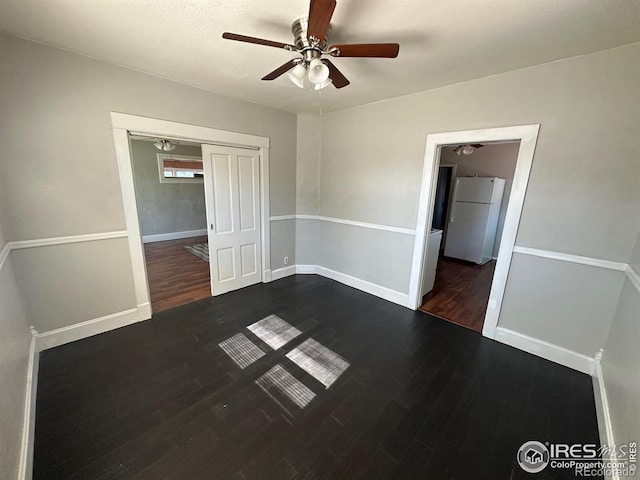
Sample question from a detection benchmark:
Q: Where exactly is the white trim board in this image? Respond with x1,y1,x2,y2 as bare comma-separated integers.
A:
494,327,594,375
18,332,38,480
626,265,640,294
271,265,296,281
270,214,416,236
0,231,126,271
269,215,297,221
0,242,10,270
142,229,207,243
408,124,541,342
111,112,271,310
10,231,128,250
294,264,411,308
592,351,619,480
111,112,269,149
513,246,627,272
36,304,150,351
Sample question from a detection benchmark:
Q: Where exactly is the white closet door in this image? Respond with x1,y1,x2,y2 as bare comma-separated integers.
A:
202,145,261,296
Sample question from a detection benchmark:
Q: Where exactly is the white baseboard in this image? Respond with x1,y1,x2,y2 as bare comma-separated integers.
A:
593,351,618,480
142,229,207,243
271,265,296,281
36,304,151,351
295,264,411,309
18,332,39,480
295,264,317,275
494,327,595,375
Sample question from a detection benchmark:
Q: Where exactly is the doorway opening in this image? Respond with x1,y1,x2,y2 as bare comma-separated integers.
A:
129,136,211,313
407,125,540,339
419,142,520,332
111,112,271,320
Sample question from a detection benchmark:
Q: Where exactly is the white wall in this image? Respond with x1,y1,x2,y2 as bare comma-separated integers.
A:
0,222,32,480
601,233,640,447
0,34,297,333
301,42,640,359
440,142,519,256
131,140,206,237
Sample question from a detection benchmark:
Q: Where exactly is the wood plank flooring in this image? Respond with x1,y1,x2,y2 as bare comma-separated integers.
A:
144,236,210,313
420,255,496,333
34,275,601,479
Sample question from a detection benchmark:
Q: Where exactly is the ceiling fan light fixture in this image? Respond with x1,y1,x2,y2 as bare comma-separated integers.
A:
154,139,175,152
462,145,474,155
308,58,329,84
313,78,333,91
287,63,307,88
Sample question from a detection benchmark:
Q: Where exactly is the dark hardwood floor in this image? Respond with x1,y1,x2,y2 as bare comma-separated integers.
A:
420,255,497,333
34,275,600,479
144,235,210,313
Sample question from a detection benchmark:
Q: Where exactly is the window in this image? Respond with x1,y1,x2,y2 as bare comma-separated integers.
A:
157,154,203,183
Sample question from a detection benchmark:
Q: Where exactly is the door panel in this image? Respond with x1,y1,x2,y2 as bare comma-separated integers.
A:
216,247,235,282
240,243,257,276
212,155,234,234
203,145,261,295
238,155,257,232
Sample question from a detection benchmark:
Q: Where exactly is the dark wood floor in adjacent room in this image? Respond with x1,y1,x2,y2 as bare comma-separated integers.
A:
420,255,497,333
144,235,210,313
34,275,601,479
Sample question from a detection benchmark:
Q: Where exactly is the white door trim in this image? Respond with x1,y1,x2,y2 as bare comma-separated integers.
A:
408,125,540,340
110,112,271,313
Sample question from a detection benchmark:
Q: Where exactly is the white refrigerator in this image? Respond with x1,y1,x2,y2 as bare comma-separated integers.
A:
444,177,505,265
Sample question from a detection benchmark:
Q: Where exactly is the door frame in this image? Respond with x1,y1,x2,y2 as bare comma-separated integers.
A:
110,112,271,317
437,163,457,246
407,125,540,339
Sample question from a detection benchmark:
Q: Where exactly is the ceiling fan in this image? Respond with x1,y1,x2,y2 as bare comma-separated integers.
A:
446,144,486,155
222,0,399,90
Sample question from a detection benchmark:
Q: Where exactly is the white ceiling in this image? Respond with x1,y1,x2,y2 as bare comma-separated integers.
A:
1,0,639,114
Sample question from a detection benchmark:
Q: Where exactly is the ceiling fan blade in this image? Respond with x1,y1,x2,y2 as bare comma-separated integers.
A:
222,32,296,51
262,59,298,81
307,0,336,44
324,60,350,89
471,144,485,148
329,43,400,58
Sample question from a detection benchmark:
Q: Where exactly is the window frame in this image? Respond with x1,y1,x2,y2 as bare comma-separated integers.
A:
157,153,204,184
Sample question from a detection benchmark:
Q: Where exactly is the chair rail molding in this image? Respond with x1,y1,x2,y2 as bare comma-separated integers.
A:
513,246,628,271
270,214,416,236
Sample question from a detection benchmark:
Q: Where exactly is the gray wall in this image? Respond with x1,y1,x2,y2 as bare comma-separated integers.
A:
296,115,322,215
295,115,322,266
300,42,640,356
0,34,297,333
131,140,206,237
0,221,32,480
440,142,519,256
601,232,640,446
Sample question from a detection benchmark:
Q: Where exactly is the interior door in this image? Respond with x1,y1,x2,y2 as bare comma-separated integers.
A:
202,144,261,296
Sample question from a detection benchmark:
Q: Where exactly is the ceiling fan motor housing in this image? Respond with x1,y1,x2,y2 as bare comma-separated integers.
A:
292,17,331,63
